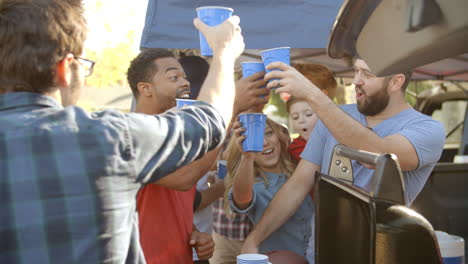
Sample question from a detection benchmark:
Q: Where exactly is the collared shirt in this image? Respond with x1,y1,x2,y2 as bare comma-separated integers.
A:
212,166,253,241
228,172,313,258
0,92,225,264
193,173,214,261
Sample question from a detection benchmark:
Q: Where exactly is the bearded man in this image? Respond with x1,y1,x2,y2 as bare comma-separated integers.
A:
240,58,445,264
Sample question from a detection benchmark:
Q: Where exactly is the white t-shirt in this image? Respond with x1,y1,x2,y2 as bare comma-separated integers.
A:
193,173,214,261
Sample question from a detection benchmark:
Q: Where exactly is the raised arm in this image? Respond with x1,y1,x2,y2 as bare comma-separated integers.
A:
156,148,221,191
194,16,243,124
153,72,269,190
227,120,257,209
131,15,267,187
241,159,319,253
265,62,422,171
153,74,270,191
231,154,256,209
128,103,225,184
195,18,269,127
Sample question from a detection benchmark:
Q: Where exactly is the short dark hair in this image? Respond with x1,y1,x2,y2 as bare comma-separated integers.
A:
0,0,87,94
127,48,175,98
385,71,412,92
354,57,413,92
179,55,209,100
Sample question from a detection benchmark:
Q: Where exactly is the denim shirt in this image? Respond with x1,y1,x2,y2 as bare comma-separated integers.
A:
228,172,313,257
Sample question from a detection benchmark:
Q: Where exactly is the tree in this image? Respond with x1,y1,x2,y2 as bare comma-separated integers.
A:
82,0,144,88
85,33,137,88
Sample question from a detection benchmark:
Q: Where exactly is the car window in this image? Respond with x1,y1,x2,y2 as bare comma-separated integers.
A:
432,100,467,146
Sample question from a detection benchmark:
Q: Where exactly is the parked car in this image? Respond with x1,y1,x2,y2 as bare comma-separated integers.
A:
321,0,468,262
411,84,468,258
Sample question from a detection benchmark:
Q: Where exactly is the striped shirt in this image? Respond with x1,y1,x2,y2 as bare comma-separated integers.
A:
0,92,225,264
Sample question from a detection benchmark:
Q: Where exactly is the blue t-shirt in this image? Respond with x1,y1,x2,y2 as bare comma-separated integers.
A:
228,172,313,258
301,104,445,263
301,104,445,204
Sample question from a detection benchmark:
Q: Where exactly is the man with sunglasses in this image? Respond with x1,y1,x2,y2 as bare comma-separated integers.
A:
0,0,255,263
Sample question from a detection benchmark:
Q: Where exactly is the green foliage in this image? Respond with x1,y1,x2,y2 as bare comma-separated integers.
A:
405,81,433,107
85,40,137,88
268,91,288,118
82,0,142,88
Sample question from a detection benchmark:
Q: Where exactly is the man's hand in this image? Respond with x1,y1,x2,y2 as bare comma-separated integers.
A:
264,62,320,100
190,231,215,260
234,71,269,114
193,16,244,127
206,170,217,187
194,16,244,59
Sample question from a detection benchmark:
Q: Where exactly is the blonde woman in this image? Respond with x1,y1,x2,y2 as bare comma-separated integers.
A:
225,118,313,263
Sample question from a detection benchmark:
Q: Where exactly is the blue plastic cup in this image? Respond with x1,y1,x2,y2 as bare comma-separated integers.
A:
217,160,227,179
241,62,265,78
176,99,197,108
196,6,234,56
241,62,267,98
260,47,291,88
239,113,267,152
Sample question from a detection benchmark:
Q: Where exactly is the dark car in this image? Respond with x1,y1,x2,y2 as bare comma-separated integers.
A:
316,0,468,263
411,85,468,259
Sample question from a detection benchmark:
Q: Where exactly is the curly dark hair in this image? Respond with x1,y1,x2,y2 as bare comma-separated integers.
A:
126,48,175,98
0,0,87,94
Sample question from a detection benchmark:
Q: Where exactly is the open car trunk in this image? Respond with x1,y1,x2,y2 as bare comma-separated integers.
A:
314,145,442,264
328,0,468,79
140,0,468,81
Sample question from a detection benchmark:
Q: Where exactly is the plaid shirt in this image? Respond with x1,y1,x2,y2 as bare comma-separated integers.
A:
0,92,225,264
212,198,253,240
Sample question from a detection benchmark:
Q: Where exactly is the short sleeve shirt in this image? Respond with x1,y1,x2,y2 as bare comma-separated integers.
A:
300,104,445,263
301,104,445,204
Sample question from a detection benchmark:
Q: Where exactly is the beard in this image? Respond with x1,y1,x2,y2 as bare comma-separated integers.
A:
357,78,390,116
